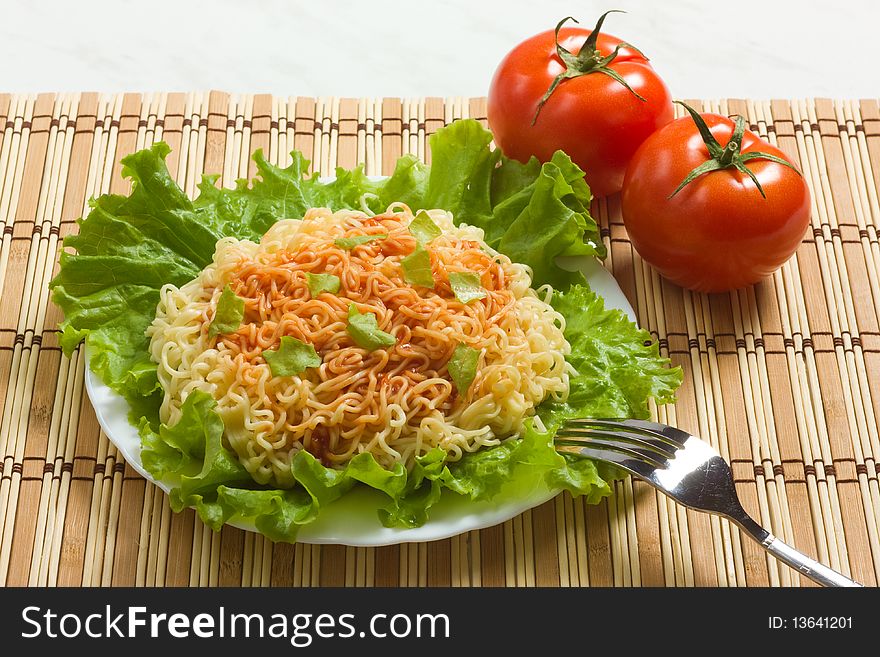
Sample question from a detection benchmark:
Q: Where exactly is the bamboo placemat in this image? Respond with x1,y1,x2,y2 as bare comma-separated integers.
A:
0,92,878,587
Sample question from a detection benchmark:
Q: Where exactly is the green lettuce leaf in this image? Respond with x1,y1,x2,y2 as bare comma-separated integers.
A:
139,390,219,478
400,245,435,288
421,119,499,222
373,154,429,210
542,284,681,423
448,271,486,304
305,272,341,297
49,144,211,425
193,151,374,241
334,233,387,250
263,336,322,377
209,284,244,336
447,343,480,393
408,210,442,246
346,304,397,350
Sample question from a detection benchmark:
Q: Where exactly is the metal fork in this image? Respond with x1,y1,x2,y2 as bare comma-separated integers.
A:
555,418,863,587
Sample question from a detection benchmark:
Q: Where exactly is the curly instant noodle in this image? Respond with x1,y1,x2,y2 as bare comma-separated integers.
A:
148,206,573,487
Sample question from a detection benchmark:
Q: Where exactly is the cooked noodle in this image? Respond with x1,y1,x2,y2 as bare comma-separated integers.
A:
148,205,573,487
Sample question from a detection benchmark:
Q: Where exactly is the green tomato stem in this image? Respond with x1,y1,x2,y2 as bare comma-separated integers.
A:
532,10,645,126
669,100,803,199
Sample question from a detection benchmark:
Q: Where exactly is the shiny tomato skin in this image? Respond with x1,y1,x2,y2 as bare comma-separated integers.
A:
488,28,673,198
620,114,812,293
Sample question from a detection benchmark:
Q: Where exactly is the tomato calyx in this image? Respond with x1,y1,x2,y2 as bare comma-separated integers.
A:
532,10,646,126
669,101,802,199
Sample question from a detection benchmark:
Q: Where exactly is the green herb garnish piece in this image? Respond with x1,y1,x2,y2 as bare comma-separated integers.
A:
408,210,442,246
208,284,245,336
334,233,388,250
401,246,435,288
448,343,480,394
448,271,486,304
263,336,322,377
346,304,397,351
306,272,341,297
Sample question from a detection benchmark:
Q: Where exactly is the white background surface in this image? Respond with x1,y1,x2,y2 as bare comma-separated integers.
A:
2,0,878,98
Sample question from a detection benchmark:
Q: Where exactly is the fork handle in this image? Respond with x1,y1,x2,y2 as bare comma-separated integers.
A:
734,515,862,587
760,535,862,587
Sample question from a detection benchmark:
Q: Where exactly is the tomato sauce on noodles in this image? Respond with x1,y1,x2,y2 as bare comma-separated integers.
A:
149,206,572,487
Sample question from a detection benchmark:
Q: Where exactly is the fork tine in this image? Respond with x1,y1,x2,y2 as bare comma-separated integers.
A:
623,419,694,447
556,443,657,481
555,426,679,459
610,418,694,447
564,418,691,448
555,432,670,468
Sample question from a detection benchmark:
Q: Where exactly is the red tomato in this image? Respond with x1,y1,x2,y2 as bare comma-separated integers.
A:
620,108,811,293
488,13,673,198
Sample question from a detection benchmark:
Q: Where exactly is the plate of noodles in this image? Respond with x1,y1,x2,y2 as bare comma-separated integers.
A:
52,119,681,545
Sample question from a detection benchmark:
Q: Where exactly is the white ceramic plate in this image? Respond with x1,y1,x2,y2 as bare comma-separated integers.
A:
84,212,636,545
